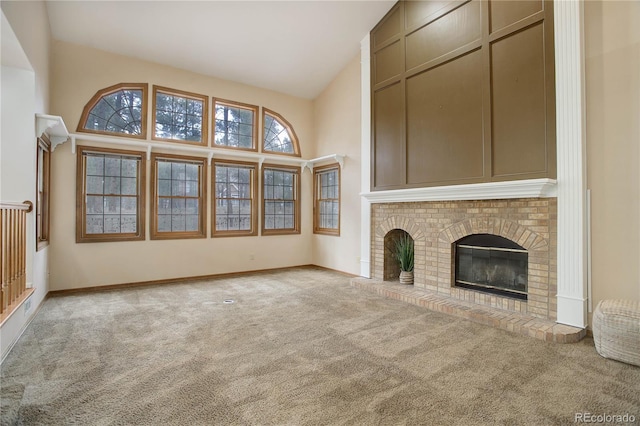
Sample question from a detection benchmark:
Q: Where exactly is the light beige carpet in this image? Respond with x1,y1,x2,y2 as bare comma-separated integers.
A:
1,267,639,425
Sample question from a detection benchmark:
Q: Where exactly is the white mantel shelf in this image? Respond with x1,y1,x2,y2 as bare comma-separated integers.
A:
361,178,557,203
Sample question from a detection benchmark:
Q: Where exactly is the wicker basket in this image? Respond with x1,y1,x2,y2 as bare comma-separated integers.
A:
399,271,414,285
593,299,640,367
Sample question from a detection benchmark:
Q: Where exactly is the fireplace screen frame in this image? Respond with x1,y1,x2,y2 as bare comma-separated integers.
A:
454,234,528,301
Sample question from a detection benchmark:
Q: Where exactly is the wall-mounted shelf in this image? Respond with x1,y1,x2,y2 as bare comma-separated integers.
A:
36,114,70,151
69,132,344,172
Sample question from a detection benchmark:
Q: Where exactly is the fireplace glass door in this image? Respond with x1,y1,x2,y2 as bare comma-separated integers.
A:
455,234,527,300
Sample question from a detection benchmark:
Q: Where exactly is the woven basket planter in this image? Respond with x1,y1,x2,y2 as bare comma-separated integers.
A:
399,271,414,285
593,299,640,367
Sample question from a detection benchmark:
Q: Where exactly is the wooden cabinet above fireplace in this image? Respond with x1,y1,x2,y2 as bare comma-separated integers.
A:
370,0,556,191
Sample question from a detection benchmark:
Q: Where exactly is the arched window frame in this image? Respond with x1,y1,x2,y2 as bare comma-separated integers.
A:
262,108,301,157
77,83,148,139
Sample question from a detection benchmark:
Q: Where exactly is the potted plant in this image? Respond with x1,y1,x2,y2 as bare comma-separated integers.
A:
394,234,414,284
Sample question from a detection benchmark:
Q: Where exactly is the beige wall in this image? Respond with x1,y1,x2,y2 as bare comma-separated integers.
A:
49,41,316,290
0,1,50,113
312,55,362,275
0,1,51,360
585,0,640,317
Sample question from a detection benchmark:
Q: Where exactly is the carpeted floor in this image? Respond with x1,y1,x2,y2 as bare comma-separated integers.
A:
1,267,639,425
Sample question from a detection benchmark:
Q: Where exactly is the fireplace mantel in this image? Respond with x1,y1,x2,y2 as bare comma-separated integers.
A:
361,178,557,203
360,1,588,329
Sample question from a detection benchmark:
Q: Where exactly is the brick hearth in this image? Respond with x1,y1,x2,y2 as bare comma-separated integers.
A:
350,278,585,343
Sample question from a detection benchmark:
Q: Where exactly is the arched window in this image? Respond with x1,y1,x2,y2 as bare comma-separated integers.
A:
78,83,148,138
262,108,300,156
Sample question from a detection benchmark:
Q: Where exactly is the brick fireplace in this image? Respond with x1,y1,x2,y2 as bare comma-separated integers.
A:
370,198,557,320
352,183,586,342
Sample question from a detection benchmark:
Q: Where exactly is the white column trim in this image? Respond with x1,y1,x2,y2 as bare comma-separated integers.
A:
360,34,372,278
554,0,588,328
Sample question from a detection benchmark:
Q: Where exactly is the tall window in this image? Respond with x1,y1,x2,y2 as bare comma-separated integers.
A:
213,99,258,151
151,154,207,239
76,146,146,243
36,136,51,250
263,108,300,156
78,83,147,138
153,86,208,144
213,161,257,237
313,164,340,236
262,165,300,235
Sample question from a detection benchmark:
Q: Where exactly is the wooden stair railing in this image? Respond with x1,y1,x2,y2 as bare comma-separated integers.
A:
0,201,33,321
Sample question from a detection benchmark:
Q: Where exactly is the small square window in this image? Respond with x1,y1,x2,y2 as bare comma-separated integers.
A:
213,99,258,151
152,86,208,145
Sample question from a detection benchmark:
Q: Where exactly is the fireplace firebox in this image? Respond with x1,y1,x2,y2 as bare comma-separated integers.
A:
454,234,528,300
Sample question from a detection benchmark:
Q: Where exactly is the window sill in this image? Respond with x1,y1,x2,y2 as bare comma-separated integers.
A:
150,233,207,240
314,229,340,236
262,229,301,236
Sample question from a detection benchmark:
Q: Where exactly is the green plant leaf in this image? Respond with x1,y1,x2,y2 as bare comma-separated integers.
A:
394,234,414,272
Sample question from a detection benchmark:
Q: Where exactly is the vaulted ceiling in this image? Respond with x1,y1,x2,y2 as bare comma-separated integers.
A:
45,1,395,99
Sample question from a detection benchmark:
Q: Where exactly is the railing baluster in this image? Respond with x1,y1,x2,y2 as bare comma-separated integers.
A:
20,210,25,293
2,209,7,314
0,201,32,320
9,209,15,305
14,210,18,304
3,209,8,313
1,209,5,314
13,209,18,304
